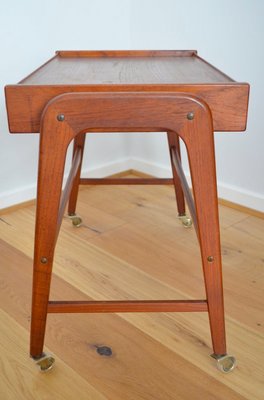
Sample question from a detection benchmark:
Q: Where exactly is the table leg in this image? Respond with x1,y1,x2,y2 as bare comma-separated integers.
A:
68,133,86,219
183,117,226,357
30,121,73,361
167,132,185,216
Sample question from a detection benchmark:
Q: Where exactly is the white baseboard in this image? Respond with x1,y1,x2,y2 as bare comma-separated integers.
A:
216,181,264,213
130,157,173,178
1,157,263,213
130,157,264,213
81,158,131,178
0,158,131,210
0,184,37,210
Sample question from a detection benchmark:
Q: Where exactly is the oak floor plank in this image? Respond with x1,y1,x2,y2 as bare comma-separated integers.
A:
0,240,246,400
0,309,107,400
0,178,263,399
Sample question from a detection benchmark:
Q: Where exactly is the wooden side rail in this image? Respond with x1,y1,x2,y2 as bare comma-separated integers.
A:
80,178,174,185
56,147,82,237
170,146,198,231
47,299,208,313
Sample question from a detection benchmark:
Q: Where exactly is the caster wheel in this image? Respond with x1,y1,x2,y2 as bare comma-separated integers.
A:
33,353,55,372
71,216,82,227
211,354,237,373
178,214,192,228
68,214,82,227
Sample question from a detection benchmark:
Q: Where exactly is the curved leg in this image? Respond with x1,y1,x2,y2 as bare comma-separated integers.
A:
30,116,74,359
167,132,186,216
183,112,226,356
68,133,86,217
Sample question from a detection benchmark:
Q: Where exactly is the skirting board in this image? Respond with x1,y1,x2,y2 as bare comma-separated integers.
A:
0,158,131,211
0,157,263,215
130,158,264,214
130,158,264,213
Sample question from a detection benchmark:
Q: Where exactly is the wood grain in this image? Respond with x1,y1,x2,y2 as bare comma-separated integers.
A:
0,239,244,400
5,50,249,133
0,177,263,399
5,83,249,133
26,91,228,358
0,309,107,400
19,55,231,85
47,299,208,313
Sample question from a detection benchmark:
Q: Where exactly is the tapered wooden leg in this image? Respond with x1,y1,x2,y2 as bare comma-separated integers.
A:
184,116,226,356
167,132,186,216
68,133,86,216
30,123,73,358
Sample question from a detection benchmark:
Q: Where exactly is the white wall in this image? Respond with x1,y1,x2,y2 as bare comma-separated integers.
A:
1,0,263,211
0,0,131,207
128,0,264,211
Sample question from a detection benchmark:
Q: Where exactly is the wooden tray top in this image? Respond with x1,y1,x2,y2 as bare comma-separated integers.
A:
5,50,249,133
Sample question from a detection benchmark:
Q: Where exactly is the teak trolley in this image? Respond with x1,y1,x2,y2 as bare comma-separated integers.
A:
5,50,249,373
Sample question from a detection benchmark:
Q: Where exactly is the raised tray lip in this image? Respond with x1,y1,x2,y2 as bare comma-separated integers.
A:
14,50,241,86
56,49,198,57
6,82,250,90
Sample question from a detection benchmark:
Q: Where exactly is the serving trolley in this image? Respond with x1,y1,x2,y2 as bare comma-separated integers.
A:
5,50,249,372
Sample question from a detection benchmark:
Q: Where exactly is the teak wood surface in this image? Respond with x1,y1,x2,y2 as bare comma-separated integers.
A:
5,50,249,132
4,50,250,370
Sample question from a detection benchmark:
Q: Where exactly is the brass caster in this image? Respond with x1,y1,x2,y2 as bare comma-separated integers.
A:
33,353,55,372
69,214,82,227
178,214,192,228
211,354,237,373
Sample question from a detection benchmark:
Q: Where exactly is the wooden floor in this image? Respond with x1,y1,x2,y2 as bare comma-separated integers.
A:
0,175,263,399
